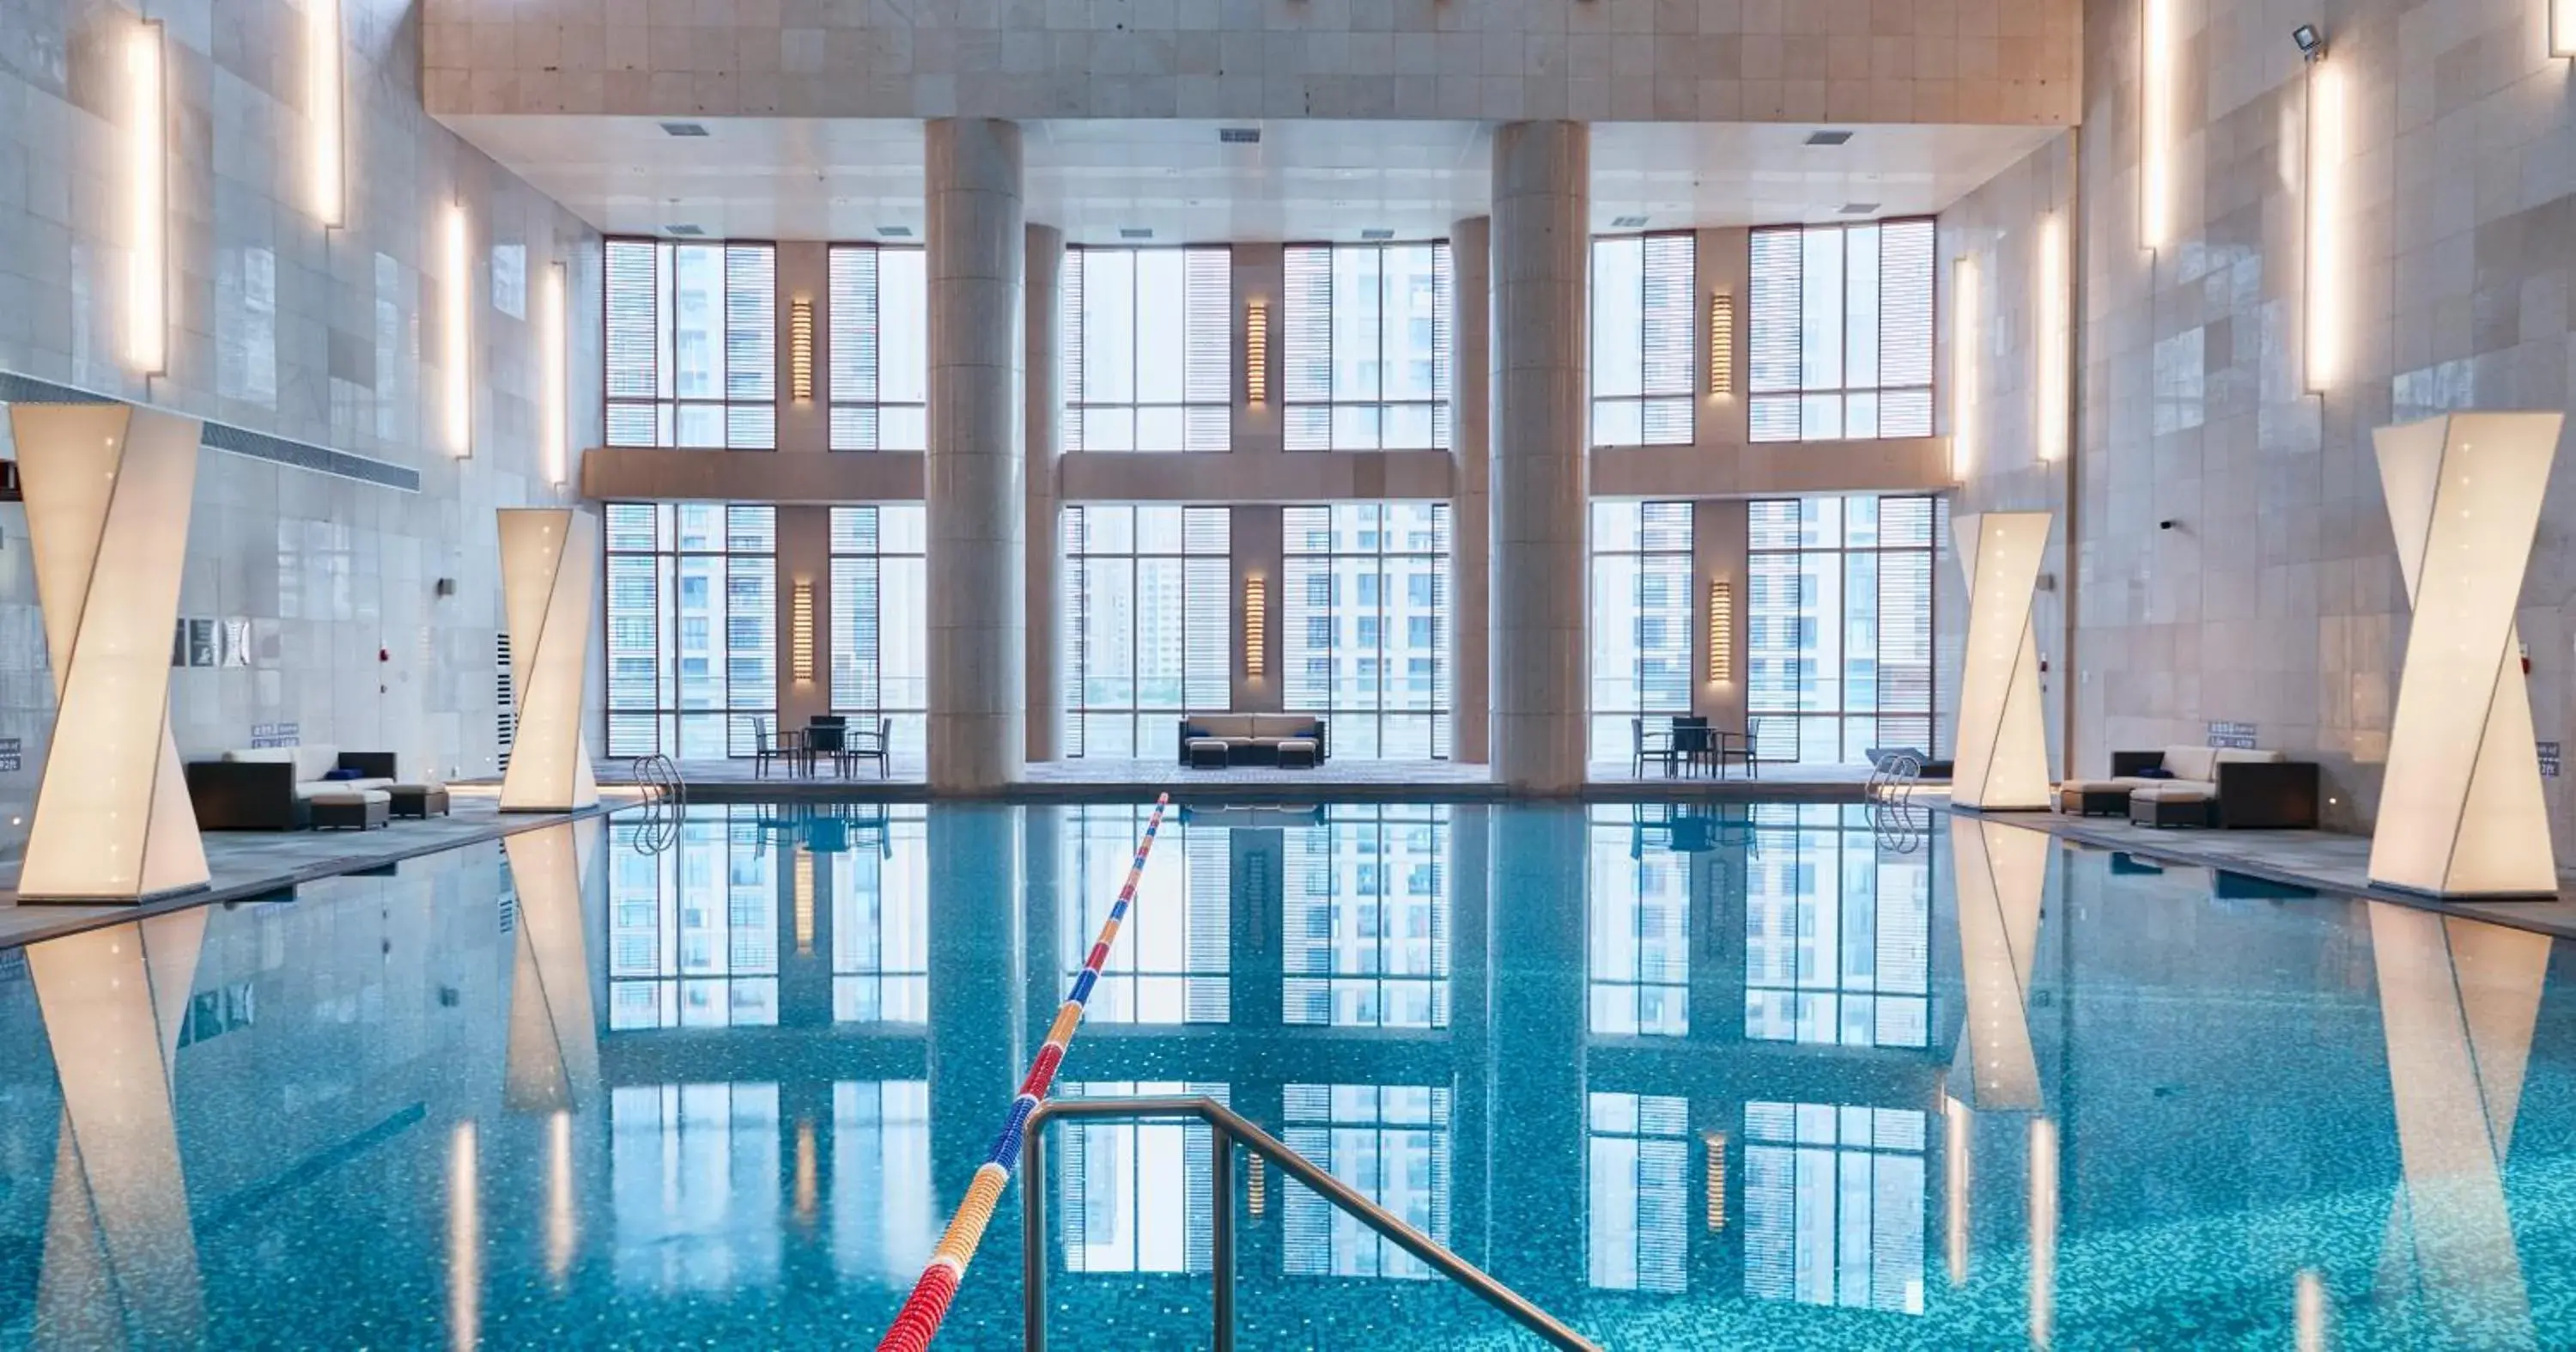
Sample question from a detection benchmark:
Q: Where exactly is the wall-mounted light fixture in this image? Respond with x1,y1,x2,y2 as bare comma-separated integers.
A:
2036,213,2070,461
2305,47,2343,393
2142,0,2174,249
542,262,568,488
125,21,166,375
1248,1154,1267,1218
791,579,815,683
307,0,343,226
1243,576,1266,676
1704,1130,1727,1231
1952,254,1978,479
1709,293,1735,395
1245,299,1269,404
444,202,472,456
1707,579,1733,683
790,297,815,402
2557,0,2576,57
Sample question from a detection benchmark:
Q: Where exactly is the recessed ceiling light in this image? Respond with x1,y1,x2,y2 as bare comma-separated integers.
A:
659,121,709,137
664,223,705,236
1838,202,1881,215
1218,127,1261,144
1360,228,1394,241
1806,129,1855,146
878,225,914,239
1612,215,1649,228
1120,227,1154,240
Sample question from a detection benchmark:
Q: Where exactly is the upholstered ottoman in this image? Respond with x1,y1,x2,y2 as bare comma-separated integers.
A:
2129,785,2211,828
389,783,449,819
1187,738,1231,770
312,790,389,831
1275,737,1320,770
2057,780,2133,816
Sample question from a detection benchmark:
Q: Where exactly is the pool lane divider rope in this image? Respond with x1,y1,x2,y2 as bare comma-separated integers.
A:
877,791,1173,1352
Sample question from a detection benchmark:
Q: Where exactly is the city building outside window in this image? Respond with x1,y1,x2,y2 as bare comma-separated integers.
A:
1591,233,1695,447
605,239,777,448
829,505,928,760
1747,220,1935,442
1282,502,1453,759
1061,504,1232,758
827,245,927,450
1589,500,1694,761
1746,494,1938,764
604,502,776,758
1281,241,1451,451
1063,247,1232,452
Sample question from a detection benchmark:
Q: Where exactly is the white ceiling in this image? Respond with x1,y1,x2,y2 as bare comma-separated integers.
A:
440,115,2059,243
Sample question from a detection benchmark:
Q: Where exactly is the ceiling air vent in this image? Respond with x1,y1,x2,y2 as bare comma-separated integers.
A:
1611,215,1649,228
878,225,914,239
659,121,710,137
1838,202,1881,216
1120,227,1154,240
1806,129,1854,146
1360,228,1394,241
664,223,706,236
1218,127,1261,144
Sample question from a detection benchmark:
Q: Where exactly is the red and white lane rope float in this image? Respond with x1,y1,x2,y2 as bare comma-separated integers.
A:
877,792,1172,1352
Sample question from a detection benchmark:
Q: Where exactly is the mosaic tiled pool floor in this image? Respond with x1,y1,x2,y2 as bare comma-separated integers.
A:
2,801,2571,1348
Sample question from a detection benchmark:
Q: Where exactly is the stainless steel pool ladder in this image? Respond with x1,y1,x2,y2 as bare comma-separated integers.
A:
629,754,683,854
1021,1096,1599,1352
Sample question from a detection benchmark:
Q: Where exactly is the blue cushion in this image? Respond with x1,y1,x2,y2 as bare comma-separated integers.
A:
1298,723,1323,740
2136,766,2174,780
322,766,364,782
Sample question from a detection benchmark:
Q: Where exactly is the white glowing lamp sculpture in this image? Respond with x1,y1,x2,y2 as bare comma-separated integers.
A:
1952,512,2053,810
503,818,605,1113
1948,814,2046,1111
2369,413,2561,897
499,509,600,813
9,404,210,903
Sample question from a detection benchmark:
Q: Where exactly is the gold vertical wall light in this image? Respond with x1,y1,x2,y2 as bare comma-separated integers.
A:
790,297,815,401
1707,580,1732,683
1245,299,1269,403
1709,293,1734,394
125,21,166,375
1243,576,1267,677
443,202,472,456
792,579,815,683
307,0,343,226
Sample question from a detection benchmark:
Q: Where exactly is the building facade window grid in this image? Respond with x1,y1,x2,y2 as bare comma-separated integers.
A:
1747,495,1938,764
605,239,778,449
1063,247,1233,453
1063,807,1232,1024
1281,241,1453,451
605,502,778,759
1588,807,1692,1038
1283,806,1449,1029
829,505,929,762
1589,500,1696,761
1741,1100,1928,1315
1589,1092,1692,1294
1059,1081,1233,1275
1061,504,1233,758
1591,232,1696,447
831,807,928,1024
605,807,779,1029
1283,1083,1453,1280
1281,502,1453,760
827,244,928,451
1742,804,1931,1050
1747,219,1936,443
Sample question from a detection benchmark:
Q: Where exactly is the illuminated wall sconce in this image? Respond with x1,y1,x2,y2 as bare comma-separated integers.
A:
793,847,816,955
444,202,472,456
1703,1131,1727,1231
307,0,343,226
790,297,815,402
1709,293,1735,395
1243,576,1267,676
2557,0,2576,57
2037,213,2070,462
2305,53,2344,393
792,579,816,683
126,21,167,375
1248,1154,1267,1217
1245,299,1269,404
542,262,568,488
1952,254,1979,479
2142,0,2173,249
1706,580,1732,683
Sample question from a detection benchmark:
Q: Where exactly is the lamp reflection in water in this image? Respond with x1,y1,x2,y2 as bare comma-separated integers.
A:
450,1120,479,1350
2369,904,2548,1345
1947,814,2050,1322
502,819,605,1288
32,910,207,1347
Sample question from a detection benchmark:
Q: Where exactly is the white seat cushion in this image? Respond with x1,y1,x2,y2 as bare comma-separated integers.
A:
2057,779,2129,793
2131,784,2208,803
224,747,295,764
310,789,390,806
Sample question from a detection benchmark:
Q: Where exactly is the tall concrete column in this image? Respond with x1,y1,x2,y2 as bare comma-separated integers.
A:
1489,124,1590,792
1024,223,1064,763
926,119,1027,791
1450,216,1492,765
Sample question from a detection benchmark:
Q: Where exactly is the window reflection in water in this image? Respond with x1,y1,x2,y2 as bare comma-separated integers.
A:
830,1081,933,1283
830,808,927,1023
1283,1083,1452,1278
607,810,779,1028
1742,1101,1927,1314
1744,805,1929,1047
1589,807,1692,1037
1284,807,1449,1028
1057,1081,1231,1274
1588,1093,1690,1293
1064,807,1231,1023
610,1082,781,1292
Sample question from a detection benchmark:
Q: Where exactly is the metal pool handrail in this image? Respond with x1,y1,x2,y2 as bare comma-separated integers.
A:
1021,1095,1600,1352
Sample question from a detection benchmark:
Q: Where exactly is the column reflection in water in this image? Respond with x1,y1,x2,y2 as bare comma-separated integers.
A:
2369,904,2549,1345
1947,815,2046,1111
1487,804,1584,1300
1745,805,1929,1048
31,910,207,1348
1588,807,1691,1037
1064,803,1230,1024
926,804,1021,1207
1283,805,1448,1028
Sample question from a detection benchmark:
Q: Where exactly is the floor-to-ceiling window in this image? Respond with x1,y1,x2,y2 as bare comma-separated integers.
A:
1747,219,1935,442
1281,241,1451,450
1746,494,1937,764
1743,804,1930,1049
1281,502,1452,759
605,239,777,448
1283,806,1448,1028
605,503,778,758
1591,232,1696,447
827,244,927,450
1589,500,1694,762
1061,505,1232,759
1063,246,1232,453
829,505,927,760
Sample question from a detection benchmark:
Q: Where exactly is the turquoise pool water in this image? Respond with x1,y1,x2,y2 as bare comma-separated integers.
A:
2,801,2572,1349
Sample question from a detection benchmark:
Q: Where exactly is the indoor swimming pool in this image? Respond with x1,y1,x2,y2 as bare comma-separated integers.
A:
3,800,2573,1349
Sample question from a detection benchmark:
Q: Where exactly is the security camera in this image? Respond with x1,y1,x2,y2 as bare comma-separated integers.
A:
2292,24,2325,61
2158,520,2178,531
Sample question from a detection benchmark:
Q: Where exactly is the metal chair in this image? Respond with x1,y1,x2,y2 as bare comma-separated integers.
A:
1632,716,1683,778
843,717,892,780
1710,716,1763,780
752,716,787,778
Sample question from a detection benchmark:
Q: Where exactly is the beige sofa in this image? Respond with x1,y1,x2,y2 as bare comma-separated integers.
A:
1176,714,1329,769
184,745,399,830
